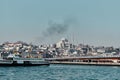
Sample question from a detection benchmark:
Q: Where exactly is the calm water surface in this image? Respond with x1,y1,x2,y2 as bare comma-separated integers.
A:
0,65,120,80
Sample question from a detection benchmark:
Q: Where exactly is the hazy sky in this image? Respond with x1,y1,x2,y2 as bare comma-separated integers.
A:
1,0,120,47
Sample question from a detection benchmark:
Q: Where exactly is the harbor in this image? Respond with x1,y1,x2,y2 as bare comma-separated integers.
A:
1,39,120,66
1,0,120,79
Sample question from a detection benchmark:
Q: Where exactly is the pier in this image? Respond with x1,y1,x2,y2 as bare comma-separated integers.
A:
46,55,120,66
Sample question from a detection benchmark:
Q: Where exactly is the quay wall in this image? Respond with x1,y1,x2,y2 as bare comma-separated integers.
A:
46,56,120,66
50,61,120,66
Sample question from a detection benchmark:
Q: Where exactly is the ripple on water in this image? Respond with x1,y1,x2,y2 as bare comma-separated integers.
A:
0,65,120,80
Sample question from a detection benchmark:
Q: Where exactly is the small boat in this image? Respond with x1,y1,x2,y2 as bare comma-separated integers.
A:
0,54,50,66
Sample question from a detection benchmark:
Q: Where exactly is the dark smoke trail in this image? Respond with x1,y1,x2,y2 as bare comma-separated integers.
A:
35,18,77,44
42,21,69,37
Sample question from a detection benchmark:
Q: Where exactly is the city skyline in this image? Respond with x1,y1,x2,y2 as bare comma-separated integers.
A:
1,0,120,47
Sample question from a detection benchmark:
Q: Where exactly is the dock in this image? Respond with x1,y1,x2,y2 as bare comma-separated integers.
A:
46,55,120,66
50,61,120,66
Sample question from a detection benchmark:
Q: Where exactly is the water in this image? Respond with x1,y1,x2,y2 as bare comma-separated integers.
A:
0,65,120,80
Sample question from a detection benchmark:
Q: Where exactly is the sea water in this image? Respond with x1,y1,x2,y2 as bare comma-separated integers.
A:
0,65,120,80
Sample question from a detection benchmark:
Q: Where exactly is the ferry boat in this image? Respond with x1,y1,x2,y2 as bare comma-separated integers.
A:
0,54,50,66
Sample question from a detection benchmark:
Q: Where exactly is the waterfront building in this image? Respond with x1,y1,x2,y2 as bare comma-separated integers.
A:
56,38,70,49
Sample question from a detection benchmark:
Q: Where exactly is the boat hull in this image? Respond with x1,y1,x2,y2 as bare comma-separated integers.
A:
0,63,50,67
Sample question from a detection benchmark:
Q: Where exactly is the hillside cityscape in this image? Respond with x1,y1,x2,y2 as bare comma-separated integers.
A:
0,38,120,59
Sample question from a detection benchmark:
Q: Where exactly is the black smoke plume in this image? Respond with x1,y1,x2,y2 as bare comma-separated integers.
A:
42,21,69,37
35,18,77,44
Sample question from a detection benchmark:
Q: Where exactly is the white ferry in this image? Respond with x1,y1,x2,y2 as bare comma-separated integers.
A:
0,54,49,66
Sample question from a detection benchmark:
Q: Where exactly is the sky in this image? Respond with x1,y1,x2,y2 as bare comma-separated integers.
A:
0,0,120,47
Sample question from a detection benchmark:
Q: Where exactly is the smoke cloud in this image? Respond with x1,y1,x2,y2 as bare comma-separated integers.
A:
35,18,77,44
42,21,69,37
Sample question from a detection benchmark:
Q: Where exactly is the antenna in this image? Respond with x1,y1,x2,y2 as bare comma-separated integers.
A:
72,32,74,44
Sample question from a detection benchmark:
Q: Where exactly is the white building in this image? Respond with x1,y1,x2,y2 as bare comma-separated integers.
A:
56,38,70,49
